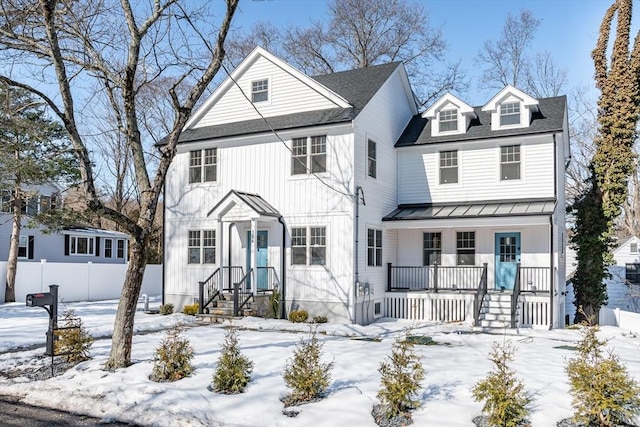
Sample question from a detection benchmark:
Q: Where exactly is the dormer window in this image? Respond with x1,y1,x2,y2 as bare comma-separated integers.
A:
439,109,458,132
251,79,269,103
500,102,520,126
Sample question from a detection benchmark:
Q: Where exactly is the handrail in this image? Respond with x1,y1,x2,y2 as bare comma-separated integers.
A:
233,268,253,316
511,263,522,328
474,263,489,326
199,268,220,314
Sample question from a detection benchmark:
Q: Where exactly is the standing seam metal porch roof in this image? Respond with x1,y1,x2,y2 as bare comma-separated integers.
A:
382,198,556,221
207,190,281,218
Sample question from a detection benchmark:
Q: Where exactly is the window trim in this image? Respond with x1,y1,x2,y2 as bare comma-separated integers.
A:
500,145,521,181
18,235,30,259
104,238,113,258
438,109,458,132
291,225,327,266
367,228,382,267
630,242,638,254
439,150,458,185
367,139,377,179
189,148,218,184
70,235,95,256
188,230,216,265
626,263,640,286
499,102,521,126
423,232,442,266
251,78,269,103
291,135,327,176
456,231,476,266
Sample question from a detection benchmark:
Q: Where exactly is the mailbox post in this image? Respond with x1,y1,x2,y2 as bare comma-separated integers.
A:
26,284,59,356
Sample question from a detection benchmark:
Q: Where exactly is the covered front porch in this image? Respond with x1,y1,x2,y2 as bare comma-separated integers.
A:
198,190,283,317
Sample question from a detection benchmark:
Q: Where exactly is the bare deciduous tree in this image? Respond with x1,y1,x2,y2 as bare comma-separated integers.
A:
0,0,239,368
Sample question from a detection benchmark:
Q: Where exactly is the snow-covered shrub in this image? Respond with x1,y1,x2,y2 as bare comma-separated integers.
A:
283,329,334,405
212,326,253,394
472,340,531,427
375,331,425,422
150,326,194,382
566,324,640,426
54,309,94,363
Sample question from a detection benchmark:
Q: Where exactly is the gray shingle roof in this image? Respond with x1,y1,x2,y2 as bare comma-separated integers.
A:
396,96,567,147
175,62,402,144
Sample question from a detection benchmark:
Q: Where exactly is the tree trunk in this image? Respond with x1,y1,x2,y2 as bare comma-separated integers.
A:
104,233,148,369
4,187,21,303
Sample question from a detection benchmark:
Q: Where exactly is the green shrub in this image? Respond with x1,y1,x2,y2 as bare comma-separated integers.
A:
150,326,194,382
566,324,640,426
377,330,425,420
312,316,328,324
54,309,94,363
212,326,254,394
183,303,199,315
269,290,281,319
283,329,334,405
159,303,174,315
288,310,308,323
472,341,531,427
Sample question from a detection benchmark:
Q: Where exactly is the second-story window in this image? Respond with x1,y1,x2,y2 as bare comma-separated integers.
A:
368,139,377,178
500,102,520,126
500,145,521,180
439,150,458,184
189,148,217,184
291,136,326,175
252,79,269,103
439,109,458,132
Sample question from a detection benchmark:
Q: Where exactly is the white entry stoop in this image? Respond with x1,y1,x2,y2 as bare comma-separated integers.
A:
478,292,513,330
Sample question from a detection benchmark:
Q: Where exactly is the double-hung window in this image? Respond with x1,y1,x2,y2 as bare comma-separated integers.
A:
291,136,326,175
367,229,382,267
439,109,458,132
626,263,640,286
18,235,32,259
291,226,326,265
251,79,269,103
105,238,113,258
189,148,217,184
500,102,520,126
500,145,521,180
456,231,475,265
367,139,377,178
188,230,215,264
117,239,126,259
440,150,458,184
70,236,95,255
423,232,442,265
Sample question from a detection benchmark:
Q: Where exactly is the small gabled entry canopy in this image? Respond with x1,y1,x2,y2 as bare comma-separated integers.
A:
207,190,281,222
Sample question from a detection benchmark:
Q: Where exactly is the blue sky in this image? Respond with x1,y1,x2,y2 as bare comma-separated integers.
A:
229,0,623,105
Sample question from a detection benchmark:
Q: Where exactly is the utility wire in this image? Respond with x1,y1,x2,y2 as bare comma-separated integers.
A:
219,61,355,199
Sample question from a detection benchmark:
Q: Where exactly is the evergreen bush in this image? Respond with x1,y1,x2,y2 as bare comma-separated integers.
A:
283,329,334,405
159,303,174,315
288,310,308,323
54,309,94,363
150,326,194,382
269,290,281,319
376,331,425,421
212,326,254,394
566,324,640,426
183,303,199,315
312,315,328,324
472,341,531,427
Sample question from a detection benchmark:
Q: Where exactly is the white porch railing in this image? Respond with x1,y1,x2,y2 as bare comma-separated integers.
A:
518,294,551,329
384,292,475,323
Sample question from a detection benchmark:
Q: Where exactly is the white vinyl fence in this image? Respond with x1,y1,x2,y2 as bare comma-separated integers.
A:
599,307,640,334
0,261,162,303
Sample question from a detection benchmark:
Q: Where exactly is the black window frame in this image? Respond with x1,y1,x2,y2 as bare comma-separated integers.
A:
423,232,442,265
367,139,377,178
626,263,640,286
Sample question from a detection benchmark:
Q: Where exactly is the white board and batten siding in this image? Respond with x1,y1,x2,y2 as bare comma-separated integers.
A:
351,66,416,305
193,55,342,128
397,134,555,205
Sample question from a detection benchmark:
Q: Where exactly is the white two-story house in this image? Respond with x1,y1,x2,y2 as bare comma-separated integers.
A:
163,47,569,328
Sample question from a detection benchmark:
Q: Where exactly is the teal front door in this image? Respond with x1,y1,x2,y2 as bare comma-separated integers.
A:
495,232,521,290
246,231,268,290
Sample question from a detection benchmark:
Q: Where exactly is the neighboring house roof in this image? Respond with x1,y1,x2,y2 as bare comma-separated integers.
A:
383,198,556,222
62,227,129,238
174,61,402,144
396,96,567,147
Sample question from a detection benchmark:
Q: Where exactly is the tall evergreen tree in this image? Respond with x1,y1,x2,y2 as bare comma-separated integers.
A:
0,85,77,302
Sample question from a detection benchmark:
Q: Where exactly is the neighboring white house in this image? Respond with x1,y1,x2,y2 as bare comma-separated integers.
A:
566,236,640,322
163,47,569,328
0,183,129,264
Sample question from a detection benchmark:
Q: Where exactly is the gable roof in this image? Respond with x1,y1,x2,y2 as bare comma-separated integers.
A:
481,84,539,112
174,60,403,144
396,95,566,147
423,93,475,119
207,190,281,220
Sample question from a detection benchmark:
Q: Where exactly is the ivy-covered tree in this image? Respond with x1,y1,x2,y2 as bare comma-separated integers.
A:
0,85,78,302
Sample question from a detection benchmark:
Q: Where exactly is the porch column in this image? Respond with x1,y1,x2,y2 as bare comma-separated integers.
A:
251,219,257,295
217,219,224,292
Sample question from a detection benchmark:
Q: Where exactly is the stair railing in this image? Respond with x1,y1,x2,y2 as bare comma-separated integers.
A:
233,268,253,316
199,268,221,314
511,263,522,328
474,263,489,326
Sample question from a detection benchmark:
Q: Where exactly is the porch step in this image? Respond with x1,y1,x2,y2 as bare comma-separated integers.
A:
479,292,513,329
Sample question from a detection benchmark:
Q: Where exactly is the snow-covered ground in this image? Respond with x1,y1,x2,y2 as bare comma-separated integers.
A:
1,298,639,427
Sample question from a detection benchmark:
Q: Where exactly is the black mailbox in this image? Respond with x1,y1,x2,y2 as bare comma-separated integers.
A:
26,292,54,307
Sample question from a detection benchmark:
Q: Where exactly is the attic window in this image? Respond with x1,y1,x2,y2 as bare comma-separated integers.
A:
500,102,520,126
252,79,269,103
439,109,458,132
631,242,638,254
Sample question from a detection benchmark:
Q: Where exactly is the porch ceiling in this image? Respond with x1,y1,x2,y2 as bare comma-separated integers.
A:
382,198,555,229
207,190,281,221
